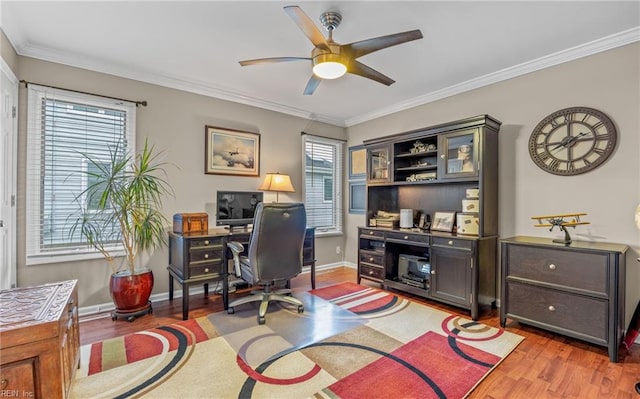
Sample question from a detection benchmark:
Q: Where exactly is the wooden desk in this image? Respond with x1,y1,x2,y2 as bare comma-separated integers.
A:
168,227,315,320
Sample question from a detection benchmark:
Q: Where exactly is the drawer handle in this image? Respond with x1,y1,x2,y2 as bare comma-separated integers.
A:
369,270,374,276
440,154,445,159
369,257,374,262
204,268,209,273
204,240,210,245
204,254,209,259
369,231,374,235
431,270,436,275
548,264,556,270
404,235,409,240
448,240,454,245
1,379,7,389
548,305,556,312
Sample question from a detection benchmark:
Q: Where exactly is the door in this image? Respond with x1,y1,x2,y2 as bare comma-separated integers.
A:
431,247,471,307
0,61,18,289
438,129,479,179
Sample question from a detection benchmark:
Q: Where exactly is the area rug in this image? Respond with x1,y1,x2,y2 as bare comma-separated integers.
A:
71,282,524,399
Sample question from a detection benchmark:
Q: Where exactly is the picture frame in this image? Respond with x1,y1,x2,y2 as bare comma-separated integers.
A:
348,181,366,214
205,126,260,176
431,211,456,232
348,145,367,180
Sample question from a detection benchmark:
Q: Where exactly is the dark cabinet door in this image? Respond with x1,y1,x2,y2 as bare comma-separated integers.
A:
431,247,471,306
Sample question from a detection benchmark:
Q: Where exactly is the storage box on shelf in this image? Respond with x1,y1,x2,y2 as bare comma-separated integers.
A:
359,115,500,320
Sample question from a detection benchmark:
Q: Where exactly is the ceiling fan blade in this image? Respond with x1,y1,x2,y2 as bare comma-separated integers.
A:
347,60,395,86
343,30,423,59
239,57,310,66
283,5,331,51
303,75,322,95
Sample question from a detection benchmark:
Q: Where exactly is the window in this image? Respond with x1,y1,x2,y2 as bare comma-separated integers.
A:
26,84,136,265
303,134,344,235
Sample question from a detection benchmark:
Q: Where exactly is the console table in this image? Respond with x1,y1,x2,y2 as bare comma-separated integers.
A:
500,236,628,362
168,227,315,320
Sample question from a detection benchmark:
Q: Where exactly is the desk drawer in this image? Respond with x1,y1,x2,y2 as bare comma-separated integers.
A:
359,250,384,267
432,236,473,250
360,229,385,239
360,264,385,281
190,263,223,277
506,282,607,342
386,231,427,245
189,249,223,264
189,238,224,250
507,245,608,294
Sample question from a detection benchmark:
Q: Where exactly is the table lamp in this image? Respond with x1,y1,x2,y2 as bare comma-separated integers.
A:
259,172,295,202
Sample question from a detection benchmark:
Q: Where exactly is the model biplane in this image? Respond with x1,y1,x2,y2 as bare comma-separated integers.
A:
531,212,589,244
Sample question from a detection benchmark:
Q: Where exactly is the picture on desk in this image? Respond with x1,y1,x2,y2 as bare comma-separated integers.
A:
431,211,456,232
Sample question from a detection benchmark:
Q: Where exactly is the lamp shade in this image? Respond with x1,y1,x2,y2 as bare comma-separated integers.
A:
259,173,295,193
636,203,640,230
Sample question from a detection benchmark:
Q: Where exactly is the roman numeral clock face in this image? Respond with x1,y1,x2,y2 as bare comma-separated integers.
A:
528,107,617,175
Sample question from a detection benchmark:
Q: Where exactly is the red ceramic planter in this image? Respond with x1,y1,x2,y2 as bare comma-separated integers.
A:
109,269,154,314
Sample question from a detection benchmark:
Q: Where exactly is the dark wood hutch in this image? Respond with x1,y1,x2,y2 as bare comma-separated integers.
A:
358,114,500,320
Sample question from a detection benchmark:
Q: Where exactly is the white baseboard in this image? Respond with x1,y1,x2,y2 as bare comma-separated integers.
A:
78,264,349,318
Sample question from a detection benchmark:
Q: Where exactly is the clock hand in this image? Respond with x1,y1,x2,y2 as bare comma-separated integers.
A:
550,132,589,152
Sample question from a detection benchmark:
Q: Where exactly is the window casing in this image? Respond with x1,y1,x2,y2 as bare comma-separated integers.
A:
303,135,343,235
26,85,136,265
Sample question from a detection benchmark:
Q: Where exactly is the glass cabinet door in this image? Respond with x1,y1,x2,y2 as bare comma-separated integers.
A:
367,145,391,183
438,129,479,179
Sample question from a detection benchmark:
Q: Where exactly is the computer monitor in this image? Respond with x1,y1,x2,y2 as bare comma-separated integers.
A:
215,191,263,228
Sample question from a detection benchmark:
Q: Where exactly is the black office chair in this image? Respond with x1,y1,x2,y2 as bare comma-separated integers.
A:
226,202,306,324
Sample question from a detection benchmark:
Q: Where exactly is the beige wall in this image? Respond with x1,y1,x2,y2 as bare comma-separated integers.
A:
13,56,346,308
346,42,640,326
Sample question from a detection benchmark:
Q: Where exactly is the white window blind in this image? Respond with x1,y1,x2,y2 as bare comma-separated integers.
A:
303,134,344,235
26,84,136,265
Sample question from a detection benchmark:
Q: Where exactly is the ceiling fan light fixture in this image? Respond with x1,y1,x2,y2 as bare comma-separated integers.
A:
312,53,347,79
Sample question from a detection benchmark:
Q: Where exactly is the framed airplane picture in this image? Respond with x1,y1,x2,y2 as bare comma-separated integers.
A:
205,126,260,176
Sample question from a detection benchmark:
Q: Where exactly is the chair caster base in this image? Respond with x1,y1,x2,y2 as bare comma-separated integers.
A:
258,316,265,325
227,307,235,314
297,305,304,313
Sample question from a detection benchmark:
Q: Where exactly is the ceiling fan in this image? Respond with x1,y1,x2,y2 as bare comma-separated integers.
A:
238,5,423,95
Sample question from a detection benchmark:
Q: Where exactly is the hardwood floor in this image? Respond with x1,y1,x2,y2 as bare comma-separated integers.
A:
78,266,640,398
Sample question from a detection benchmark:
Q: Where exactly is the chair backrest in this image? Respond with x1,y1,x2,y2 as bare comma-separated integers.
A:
248,202,307,283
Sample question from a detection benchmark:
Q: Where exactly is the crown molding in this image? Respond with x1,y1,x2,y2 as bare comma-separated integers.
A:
15,42,345,127
15,27,639,128
344,27,640,127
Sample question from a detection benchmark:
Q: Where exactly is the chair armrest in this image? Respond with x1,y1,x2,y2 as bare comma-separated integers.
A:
227,241,245,276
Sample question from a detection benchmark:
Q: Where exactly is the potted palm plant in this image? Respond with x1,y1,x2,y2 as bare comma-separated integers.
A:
71,139,173,321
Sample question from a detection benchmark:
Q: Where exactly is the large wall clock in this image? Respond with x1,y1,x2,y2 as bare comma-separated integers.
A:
528,106,617,176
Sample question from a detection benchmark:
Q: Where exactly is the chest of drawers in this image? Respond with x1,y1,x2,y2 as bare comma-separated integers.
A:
0,280,80,398
500,236,628,362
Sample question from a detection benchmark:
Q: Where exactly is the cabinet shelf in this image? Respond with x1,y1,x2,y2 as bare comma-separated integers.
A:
395,150,437,158
395,165,437,171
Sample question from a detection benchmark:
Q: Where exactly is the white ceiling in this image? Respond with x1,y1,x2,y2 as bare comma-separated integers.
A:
2,1,639,127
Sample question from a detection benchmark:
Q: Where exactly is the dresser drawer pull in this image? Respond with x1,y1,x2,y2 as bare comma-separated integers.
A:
204,240,210,245
204,268,209,273
369,257,374,262
548,264,556,270
404,235,409,240
431,270,436,275
1,379,8,389
204,254,209,259
548,305,556,312
368,270,374,276
369,231,374,235
448,240,454,246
